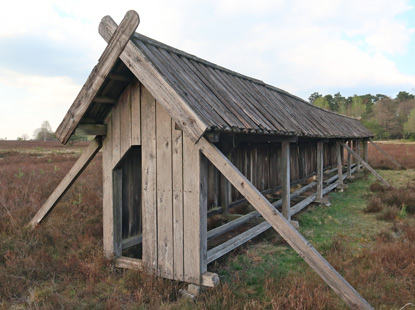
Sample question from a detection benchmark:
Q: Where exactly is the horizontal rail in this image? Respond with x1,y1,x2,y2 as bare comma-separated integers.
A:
207,167,356,263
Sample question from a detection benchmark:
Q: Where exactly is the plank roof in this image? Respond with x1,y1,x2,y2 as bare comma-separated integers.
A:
130,33,373,139
56,14,373,144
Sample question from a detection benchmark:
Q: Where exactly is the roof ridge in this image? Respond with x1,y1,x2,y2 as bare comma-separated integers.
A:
133,32,266,85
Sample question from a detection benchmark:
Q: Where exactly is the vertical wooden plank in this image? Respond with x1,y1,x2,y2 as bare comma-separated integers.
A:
347,140,352,178
131,80,141,145
356,139,361,170
183,134,207,284
172,120,184,281
336,141,345,188
103,114,114,258
316,141,324,200
120,85,132,158
141,85,158,273
281,141,291,220
113,168,123,257
364,139,368,163
112,102,121,168
156,102,173,279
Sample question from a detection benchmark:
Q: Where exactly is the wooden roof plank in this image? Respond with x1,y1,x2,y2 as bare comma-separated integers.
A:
55,10,140,144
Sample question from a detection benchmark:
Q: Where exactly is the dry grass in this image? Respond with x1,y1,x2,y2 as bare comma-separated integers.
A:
368,142,415,169
1,141,415,309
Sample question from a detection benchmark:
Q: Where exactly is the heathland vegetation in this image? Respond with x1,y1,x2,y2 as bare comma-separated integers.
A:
1,141,415,309
309,91,415,140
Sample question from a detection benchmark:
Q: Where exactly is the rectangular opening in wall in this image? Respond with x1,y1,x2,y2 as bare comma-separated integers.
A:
113,146,142,259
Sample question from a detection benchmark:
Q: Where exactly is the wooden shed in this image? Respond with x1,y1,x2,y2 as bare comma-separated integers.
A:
29,10,388,309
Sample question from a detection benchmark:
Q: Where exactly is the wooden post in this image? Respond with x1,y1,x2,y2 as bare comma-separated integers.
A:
281,141,291,220
336,141,347,189
347,140,352,178
197,137,373,310
316,141,323,200
356,139,362,170
364,139,368,163
341,142,391,187
29,137,102,229
369,138,404,169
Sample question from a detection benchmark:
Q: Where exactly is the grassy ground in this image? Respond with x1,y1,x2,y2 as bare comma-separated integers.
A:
1,142,415,309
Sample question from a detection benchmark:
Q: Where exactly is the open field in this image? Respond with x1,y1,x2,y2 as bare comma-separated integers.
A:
1,140,415,309
368,141,415,169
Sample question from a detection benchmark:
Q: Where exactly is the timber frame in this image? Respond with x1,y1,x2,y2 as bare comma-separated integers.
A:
28,10,405,309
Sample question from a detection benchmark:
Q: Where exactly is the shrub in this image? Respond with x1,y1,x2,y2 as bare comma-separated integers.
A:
364,196,383,213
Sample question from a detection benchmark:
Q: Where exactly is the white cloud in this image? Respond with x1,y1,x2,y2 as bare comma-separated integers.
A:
0,69,80,139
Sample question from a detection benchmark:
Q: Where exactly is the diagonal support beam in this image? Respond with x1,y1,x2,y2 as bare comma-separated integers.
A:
29,137,102,229
197,137,372,310
341,142,391,187
369,139,404,169
98,14,207,143
55,10,140,144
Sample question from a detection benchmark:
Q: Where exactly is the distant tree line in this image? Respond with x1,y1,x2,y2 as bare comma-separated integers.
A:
309,91,415,139
29,120,88,142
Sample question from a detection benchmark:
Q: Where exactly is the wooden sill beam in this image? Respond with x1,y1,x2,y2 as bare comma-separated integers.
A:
115,256,143,270
197,137,372,310
55,10,140,144
29,137,102,229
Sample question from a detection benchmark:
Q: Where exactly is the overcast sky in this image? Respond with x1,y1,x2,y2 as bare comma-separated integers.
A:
1,0,414,140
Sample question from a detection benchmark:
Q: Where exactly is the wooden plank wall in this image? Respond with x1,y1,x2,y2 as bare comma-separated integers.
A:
206,141,338,208
102,80,141,258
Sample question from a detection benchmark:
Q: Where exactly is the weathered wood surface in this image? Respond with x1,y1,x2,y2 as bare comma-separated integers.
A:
102,115,114,257
172,120,184,281
336,141,346,188
316,141,324,200
156,102,174,278
115,256,143,270
369,139,403,169
131,80,141,145
197,137,372,310
141,86,158,273
281,141,291,220
342,142,391,187
207,221,270,264
347,140,352,177
183,135,207,284
56,11,139,144
29,138,102,228
99,15,207,143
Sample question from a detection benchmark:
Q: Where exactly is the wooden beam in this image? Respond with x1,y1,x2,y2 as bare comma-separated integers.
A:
206,168,356,264
76,124,107,136
29,137,102,229
121,234,142,250
342,142,391,187
347,140,352,178
56,11,140,144
336,141,347,189
115,256,143,270
196,137,372,310
99,15,207,143
281,141,291,220
93,96,117,104
205,132,220,143
233,134,298,145
356,140,362,170
369,139,404,169
364,139,368,163
316,141,324,200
